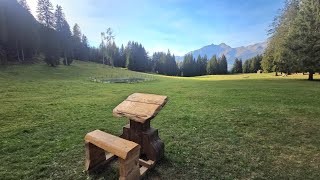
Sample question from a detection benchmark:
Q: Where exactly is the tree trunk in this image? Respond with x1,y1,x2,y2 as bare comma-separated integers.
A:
275,71,278,76
16,40,21,62
64,52,68,65
308,71,314,81
21,48,25,61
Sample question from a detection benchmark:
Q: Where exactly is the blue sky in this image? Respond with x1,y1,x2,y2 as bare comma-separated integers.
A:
27,0,284,56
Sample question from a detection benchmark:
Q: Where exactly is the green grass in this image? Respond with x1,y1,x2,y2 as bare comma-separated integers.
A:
0,61,320,179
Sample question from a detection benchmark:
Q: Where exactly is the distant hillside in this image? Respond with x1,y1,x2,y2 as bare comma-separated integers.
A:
176,42,267,67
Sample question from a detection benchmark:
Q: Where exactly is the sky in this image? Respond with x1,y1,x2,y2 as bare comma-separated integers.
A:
26,0,284,56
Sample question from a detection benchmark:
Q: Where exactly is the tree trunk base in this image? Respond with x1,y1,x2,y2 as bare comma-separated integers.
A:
308,72,314,81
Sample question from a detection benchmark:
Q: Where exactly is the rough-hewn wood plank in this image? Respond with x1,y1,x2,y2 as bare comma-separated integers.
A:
126,93,167,105
139,159,155,169
85,130,140,160
113,93,168,123
139,166,148,178
113,101,162,123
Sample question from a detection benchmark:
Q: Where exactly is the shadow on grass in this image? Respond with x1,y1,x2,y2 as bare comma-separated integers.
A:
85,156,175,180
144,156,175,179
86,160,119,180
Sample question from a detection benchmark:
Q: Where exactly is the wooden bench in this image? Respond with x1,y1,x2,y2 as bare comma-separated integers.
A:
85,130,154,179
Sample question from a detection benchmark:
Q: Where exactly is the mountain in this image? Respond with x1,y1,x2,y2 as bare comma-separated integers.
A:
175,42,267,68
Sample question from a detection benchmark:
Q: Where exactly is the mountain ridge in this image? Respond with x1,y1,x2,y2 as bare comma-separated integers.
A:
176,42,267,67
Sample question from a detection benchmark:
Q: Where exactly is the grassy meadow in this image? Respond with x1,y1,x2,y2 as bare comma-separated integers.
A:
0,61,320,179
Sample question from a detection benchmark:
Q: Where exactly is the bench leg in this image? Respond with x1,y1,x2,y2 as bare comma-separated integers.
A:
85,141,106,171
119,150,140,180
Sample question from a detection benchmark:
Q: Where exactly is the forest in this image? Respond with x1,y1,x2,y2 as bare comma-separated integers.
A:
261,0,320,80
0,0,319,80
0,0,265,77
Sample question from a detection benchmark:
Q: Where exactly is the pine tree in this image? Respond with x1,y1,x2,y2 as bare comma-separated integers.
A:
201,55,208,75
18,0,30,12
219,54,228,74
262,0,300,75
72,23,82,60
37,0,54,29
181,54,195,77
207,55,219,75
54,5,72,65
119,44,126,67
243,60,250,73
287,0,320,80
100,28,115,66
1,0,39,63
232,58,243,74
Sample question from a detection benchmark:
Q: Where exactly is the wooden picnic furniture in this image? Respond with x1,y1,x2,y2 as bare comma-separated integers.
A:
85,130,154,180
113,93,167,161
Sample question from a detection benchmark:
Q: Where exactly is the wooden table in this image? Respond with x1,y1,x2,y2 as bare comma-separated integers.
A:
113,93,167,161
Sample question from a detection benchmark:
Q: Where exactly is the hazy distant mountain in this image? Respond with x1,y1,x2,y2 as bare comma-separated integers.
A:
176,42,267,68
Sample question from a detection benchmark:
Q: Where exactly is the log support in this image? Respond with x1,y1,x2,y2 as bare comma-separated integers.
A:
121,119,164,161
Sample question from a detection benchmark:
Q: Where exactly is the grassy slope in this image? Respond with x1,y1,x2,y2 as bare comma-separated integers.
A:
0,61,319,179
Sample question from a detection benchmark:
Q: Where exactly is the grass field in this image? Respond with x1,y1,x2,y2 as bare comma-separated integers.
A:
1,61,320,179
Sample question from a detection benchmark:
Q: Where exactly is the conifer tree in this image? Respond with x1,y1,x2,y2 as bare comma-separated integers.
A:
287,0,320,80
37,0,54,29
18,0,30,12
54,5,72,65
219,54,228,74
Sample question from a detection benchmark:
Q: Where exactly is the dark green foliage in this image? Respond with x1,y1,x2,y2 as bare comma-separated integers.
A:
206,54,228,75
71,23,82,60
40,27,60,66
207,55,218,75
125,41,149,72
231,58,243,74
243,55,263,73
219,54,228,74
243,59,251,73
196,55,208,76
181,54,196,77
263,0,320,80
116,44,126,68
54,5,72,65
1,0,96,66
286,0,320,80
153,50,178,76
0,0,40,63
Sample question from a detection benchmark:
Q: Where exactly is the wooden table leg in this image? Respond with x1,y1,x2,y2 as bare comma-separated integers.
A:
121,119,164,161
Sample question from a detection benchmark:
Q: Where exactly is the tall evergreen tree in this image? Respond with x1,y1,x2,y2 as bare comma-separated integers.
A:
207,55,219,75
232,58,243,74
72,23,82,60
1,0,39,63
181,54,196,77
219,54,228,74
287,0,320,80
37,0,54,29
54,5,72,65
100,28,115,65
18,0,30,12
119,44,126,67
262,0,300,75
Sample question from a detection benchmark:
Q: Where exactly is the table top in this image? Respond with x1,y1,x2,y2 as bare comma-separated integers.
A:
113,93,168,123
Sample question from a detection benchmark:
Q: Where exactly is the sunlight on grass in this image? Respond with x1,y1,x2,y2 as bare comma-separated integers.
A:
0,61,319,179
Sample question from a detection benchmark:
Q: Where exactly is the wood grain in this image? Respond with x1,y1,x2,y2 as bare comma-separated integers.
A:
85,130,140,160
113,93,168,123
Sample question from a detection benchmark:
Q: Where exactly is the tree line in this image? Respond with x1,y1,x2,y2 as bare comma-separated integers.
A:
1,0,266,78
231,55,263,74
261,0,320,80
